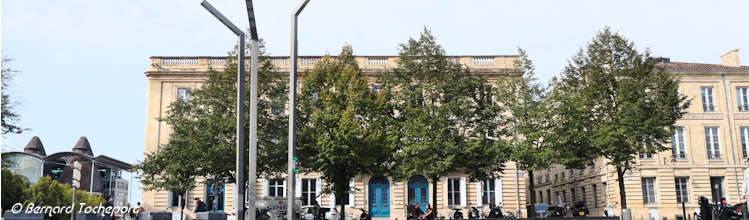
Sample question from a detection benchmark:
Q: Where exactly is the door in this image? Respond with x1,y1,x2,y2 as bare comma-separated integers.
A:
368,175,390,217
408,175,428,213
205,179,226,212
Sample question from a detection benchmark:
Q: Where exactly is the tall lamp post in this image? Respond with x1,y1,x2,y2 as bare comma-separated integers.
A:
288,1,310,220
200,2,249,220
243,1,260,220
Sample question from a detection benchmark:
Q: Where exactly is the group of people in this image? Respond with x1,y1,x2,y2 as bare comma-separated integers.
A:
409,203,435,220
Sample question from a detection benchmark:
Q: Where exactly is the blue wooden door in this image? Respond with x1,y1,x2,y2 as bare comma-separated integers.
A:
368,175,390,217
205,180,225,212
408,175,428,213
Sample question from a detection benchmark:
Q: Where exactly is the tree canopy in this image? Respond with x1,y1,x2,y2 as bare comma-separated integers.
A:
380,28,508,213
296,45,394,218
553,27,690,209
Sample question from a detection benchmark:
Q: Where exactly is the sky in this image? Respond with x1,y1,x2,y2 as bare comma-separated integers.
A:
2,0,748,206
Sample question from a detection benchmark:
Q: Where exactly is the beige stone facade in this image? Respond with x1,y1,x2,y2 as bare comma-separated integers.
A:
142,55,529,219
533,50,749,220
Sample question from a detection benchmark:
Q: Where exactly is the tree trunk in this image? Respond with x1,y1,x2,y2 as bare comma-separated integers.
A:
432,176,439,218
616,167,627,209
341,203,345,220
180,201,185,220
527,170,536,217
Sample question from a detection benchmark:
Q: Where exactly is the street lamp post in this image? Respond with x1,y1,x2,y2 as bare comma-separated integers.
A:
244,1,259,220
200,2,247,220
288,1,310,220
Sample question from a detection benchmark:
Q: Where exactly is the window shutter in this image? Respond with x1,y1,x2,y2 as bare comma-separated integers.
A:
330,190,336,207
475,182,482,206
263,178,270,197
296,178,302,198
283,179,287,197
167,191,174,208
459,177,467,207
349,178,355,207
443,177,449,206
316,178,322,204
495,178,502,206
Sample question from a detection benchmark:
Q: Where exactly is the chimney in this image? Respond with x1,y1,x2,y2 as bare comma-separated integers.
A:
720,49,740,67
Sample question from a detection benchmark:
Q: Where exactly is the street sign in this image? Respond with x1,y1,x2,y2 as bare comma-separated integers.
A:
73,161,81,170
72,179,80,188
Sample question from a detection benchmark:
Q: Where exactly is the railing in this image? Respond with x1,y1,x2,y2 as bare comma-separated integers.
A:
300,57,321,66
210,58,227,66
473,56,495,65
162,58,198,66
150,56,514,71
271,57,289,66
367,57,388,66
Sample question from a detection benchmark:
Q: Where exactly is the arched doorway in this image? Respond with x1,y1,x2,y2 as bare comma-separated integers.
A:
368,175,390,217
408,175,428,212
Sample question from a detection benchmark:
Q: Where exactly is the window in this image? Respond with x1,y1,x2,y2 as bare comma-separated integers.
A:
675,177,689,203
301,179,317,206
641,177,656,204
538,191,543,203
593,184,598,208
547,189,551,205
481,179,495,205
581,187,586,204
447,178,461,206
571,188,577,202
738,87,749,112
177,88,192,101
272,97,284,115
741,127,749,158
555,191,560,204
269,179,285,197
672,127,687,159
710,177,724,202
701,87,715,112
640,142,654,159
371,85,381,94
705,127,721,159
168,190,183,208
562,190,567,203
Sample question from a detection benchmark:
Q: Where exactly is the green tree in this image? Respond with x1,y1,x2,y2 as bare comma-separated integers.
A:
24,176,105,220
297,46,394,220
494,48,555,216
2,56,26,134
141,40,288,192
135,141,202,220
2,168,30,212
554,27,690,209
380,28,507,214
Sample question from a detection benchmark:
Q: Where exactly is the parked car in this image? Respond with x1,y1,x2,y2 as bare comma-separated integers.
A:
301,206,340,220
534,203,550,218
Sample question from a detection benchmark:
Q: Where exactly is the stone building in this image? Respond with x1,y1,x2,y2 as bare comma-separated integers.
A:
142,55,528,219
532,49,749,220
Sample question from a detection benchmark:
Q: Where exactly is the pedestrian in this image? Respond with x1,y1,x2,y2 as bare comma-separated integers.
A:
194,198,208,213
312,200,321,220
422,204,434,220
103,196,115,220
135,202,145,220
412,203,424,220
